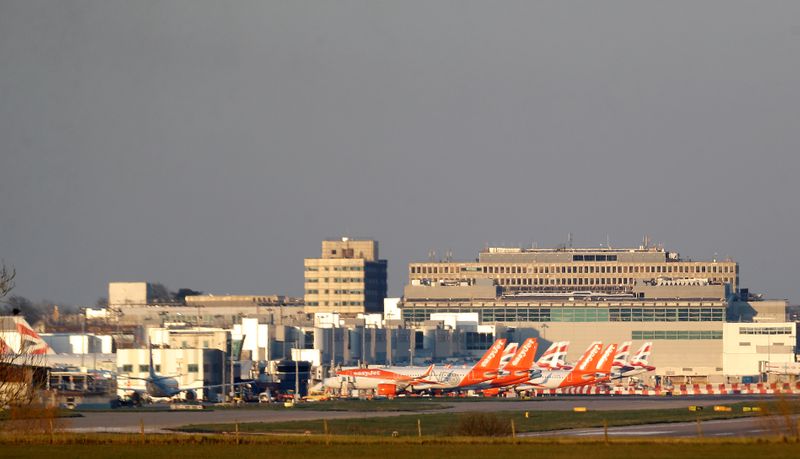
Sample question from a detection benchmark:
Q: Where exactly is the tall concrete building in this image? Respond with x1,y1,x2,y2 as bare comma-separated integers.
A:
304,238,387,315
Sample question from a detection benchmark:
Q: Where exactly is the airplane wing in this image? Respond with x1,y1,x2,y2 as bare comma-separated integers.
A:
176,381,253,393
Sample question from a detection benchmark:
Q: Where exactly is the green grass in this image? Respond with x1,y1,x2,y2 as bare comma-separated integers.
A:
176,401,798,436
2,437,800,459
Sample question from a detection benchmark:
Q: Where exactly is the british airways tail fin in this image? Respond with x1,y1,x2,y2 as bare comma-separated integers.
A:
499,342,518,369
630,342,652,367
612,341,632,368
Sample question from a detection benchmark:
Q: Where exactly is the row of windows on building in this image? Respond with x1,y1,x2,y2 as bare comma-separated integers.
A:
306,301,363,307
305,266,364,271
631,330,723,340
119,363,201,373
400,307,725,324
305,277,364,283
305,289,364,295
738,326,793,335
411,263,736,275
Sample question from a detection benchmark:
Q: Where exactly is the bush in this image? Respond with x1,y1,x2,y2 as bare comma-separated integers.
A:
1,403,62,434
447,413,512,437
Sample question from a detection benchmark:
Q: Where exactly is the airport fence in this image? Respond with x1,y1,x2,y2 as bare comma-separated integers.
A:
535,382,800,396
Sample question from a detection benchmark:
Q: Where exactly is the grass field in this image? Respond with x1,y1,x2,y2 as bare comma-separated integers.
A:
2,436,800,459
176,401,788,436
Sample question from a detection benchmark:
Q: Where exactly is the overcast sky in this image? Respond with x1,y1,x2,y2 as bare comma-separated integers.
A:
1,1,799,306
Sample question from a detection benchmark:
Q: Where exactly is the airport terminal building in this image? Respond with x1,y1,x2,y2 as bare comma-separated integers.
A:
399,245,794,384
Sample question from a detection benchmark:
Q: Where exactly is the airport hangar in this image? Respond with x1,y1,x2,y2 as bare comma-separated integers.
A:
397,245,796,385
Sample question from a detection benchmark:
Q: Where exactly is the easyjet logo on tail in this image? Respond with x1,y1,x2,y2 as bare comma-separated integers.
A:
510,338,537,368
577,343,602,372
479,339,507,368
595,344,617,372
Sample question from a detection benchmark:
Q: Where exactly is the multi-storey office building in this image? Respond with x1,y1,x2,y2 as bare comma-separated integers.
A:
304,238,388,315
409,246,738,295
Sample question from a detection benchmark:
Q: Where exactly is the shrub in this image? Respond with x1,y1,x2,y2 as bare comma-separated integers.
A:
447,413,511,437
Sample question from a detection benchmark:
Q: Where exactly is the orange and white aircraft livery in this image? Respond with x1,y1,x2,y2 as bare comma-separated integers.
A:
477,337,540,390
518,342,617,390
322,363,435,393
323,339,508,394
411,338,508,391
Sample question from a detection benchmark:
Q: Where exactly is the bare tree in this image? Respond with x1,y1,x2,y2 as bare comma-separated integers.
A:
0,263,47,411
0,262,14,301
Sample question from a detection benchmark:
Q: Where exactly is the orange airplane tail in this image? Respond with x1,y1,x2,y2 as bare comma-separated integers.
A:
474,339,508,371
505,338,538,371
595,344,617,374
574,342,603,374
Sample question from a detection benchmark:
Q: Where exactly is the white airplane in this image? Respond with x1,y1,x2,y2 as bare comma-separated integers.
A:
120,344,248,402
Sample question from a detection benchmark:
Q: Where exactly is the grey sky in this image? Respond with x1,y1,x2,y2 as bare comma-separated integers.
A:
1,1,799,305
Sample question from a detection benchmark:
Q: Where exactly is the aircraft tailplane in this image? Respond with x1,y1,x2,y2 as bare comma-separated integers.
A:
473,339,508,371
506,338,538,371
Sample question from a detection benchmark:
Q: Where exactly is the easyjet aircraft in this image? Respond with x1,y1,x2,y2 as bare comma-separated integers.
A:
518,342,617,390
476,337,541,391
408,339,509,392
322,362,435,393
611,342,654,379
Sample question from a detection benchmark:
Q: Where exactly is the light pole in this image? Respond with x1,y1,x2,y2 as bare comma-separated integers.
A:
294,340,300,403
80,307,86,369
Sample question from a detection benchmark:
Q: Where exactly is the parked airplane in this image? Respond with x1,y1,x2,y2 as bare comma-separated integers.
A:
611,342,655,379
321,363,435,393
0,316,51,355
120,344,246,402
542,341,570,370
518,342,617,390
477,337,540,391
611,341,632,370
323,339,508,394
405,339,509,392
499,342,519,369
